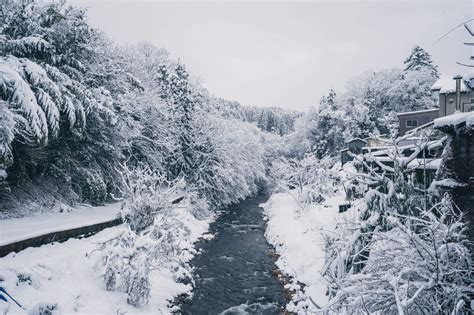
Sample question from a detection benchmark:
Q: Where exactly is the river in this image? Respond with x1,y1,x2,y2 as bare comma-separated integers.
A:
180,194,287,314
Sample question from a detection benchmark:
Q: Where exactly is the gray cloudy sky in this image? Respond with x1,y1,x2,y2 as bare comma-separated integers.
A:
70,0,473,111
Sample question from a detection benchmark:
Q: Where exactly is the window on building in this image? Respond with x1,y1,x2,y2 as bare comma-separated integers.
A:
406,120,418,128
470,104,474,112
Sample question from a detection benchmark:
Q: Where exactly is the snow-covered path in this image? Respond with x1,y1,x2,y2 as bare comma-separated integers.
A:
0,203,122,246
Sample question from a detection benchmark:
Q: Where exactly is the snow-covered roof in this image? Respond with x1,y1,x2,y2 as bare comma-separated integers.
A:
463,72,474,82
397,108,438,117
431,76,470,94
433,112,474,129
407,158,441,170
346,138,367,144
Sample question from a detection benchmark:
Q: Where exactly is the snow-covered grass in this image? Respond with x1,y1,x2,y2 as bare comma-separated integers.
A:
261,191,347,313
0,203,122,246
0,205,213,314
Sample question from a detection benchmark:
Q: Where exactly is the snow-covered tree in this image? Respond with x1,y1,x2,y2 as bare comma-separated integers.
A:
0,0,116,144
308,91,346,158
404,46,439,78
0,0,135,205
388,68,438,113
270,154,339,204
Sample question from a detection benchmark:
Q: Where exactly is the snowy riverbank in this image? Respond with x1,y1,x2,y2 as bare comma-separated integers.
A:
0,204,213,314
262,190,351,313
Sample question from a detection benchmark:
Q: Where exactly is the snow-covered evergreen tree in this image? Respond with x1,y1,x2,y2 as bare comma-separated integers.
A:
404,45,439,78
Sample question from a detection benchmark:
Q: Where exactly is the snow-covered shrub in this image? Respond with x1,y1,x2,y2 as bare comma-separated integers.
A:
100,165,197,308
270,154,339,204
101,227,151,308
120,165,177,233
322,135,473,314
326,198,472,314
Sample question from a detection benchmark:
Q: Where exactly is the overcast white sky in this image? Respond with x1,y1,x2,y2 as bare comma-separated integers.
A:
70,0,473,111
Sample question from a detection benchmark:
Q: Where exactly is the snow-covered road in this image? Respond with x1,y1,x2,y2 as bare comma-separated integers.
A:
0,203,122,246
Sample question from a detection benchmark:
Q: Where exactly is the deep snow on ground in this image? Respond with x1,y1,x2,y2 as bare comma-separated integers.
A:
262,189,356,313
0,206,212,314
0,203,122,246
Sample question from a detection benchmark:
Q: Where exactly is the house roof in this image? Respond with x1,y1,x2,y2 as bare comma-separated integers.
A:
431,76,470,94
346,138,367,144
397,108,439,117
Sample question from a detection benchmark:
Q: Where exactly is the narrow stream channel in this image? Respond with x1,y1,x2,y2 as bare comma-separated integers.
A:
180,194,287,314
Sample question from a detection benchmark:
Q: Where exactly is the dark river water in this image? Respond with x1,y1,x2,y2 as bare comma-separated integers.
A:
180,194,287,315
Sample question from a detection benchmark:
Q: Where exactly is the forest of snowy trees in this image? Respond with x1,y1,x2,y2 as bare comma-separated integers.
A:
0,0,471,314
0,0,440,214
290,46,439,159
0,0,298,217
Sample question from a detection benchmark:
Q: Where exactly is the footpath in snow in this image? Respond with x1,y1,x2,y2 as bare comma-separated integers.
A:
0,203,122,246
262,190,356,313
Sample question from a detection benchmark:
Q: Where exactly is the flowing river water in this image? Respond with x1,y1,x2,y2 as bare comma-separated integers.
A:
180,194,287,314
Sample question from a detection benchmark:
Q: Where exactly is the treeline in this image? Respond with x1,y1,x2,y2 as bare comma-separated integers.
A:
292,46,439,158
0,0,273,216
212,98,302,136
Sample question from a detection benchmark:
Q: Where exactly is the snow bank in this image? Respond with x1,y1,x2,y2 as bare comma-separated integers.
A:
0,203,122,246
0,206,213,314
261,192,345,313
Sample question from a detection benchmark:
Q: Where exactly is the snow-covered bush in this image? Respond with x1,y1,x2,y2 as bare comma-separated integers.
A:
322,135,473,314
100,165,168,307
99,165,203,308
326,197,472,314
101,227,151,308
270,154,339,204
120,165,179,233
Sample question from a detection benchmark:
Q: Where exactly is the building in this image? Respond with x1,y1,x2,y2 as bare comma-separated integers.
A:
397,109,439,136
395,74,474,137
340,138,367,165
431,74,474,116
